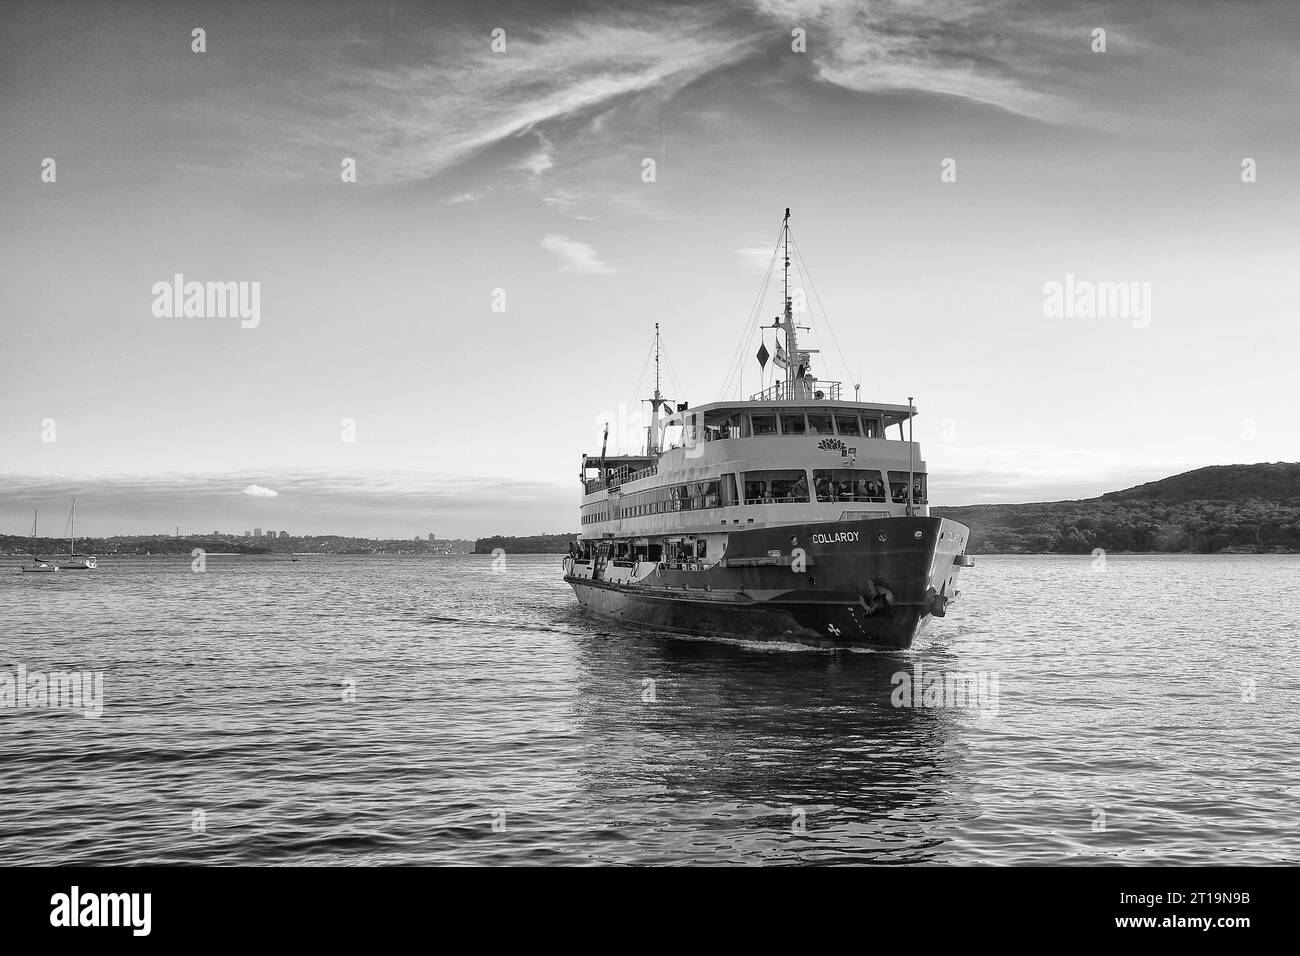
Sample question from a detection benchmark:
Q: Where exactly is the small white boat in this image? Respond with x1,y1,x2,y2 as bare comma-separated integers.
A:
56,499,97,570
20,510,59,572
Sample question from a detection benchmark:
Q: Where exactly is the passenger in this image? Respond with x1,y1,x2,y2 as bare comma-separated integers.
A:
815,477,831,501
792,475,809,501
836,481,851,501
913,483,923,503
855,478,870,499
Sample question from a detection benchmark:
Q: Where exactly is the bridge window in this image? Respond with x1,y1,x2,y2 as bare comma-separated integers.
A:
751,414,777,436
806,413,832,435
862,417,880,438
780,413,805,435
718,417,747,439
835,414,861,436
813,469,887,503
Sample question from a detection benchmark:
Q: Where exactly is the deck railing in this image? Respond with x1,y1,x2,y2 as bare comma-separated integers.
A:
748,379,842,402
584,462,658,495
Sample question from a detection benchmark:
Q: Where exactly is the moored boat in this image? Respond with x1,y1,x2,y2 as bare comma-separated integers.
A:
57,499,97,570
20,510,59,573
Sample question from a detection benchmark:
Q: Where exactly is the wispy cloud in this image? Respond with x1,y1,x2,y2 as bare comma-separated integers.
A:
541,187,587,217
540,234,616,275
242,484,279,498
513,130,554,177
751,0,1150,127
735,240,779,274
177,12,759,186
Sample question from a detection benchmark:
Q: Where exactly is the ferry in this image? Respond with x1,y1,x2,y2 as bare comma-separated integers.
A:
562,209,974,649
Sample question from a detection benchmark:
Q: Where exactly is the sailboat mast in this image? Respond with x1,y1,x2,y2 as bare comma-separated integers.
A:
70,498,76,555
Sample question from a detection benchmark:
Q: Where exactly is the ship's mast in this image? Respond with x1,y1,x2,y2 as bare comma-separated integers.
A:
780,208,802,400
648,323,667,455
600,422,609,483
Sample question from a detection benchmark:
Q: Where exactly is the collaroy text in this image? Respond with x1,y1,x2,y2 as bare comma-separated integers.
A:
811,531,860,544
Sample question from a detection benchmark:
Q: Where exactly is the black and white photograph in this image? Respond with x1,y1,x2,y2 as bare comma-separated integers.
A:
1,0,1294,935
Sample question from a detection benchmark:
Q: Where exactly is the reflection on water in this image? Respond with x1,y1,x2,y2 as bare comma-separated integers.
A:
569,635,970,863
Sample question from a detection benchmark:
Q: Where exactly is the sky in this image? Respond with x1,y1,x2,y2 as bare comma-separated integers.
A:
2,0,1297,538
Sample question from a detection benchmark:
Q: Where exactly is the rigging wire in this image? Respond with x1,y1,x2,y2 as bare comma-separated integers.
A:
718,226,784,400
788,227,856,389
656,333,689,408
624,335,657,422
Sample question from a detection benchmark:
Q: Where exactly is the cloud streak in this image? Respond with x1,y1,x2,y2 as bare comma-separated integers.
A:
735,240,780,274
176,10,760,186
540,234,616,274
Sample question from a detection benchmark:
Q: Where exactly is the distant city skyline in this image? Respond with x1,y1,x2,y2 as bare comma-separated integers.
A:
4,1,1297,537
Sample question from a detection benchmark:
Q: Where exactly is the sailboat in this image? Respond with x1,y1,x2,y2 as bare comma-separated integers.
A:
20,510,58,573
58,499,98,570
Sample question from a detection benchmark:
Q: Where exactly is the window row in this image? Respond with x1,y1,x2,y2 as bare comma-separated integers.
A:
692,410,885,442
742,469,927,504
582,469,928,522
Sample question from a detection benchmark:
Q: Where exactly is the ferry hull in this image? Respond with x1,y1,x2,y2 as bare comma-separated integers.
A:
566,516,971,650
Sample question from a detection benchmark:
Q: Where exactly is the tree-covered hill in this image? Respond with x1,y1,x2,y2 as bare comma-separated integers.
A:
934,462,1300,554
474,533,576,554
1099,461,1300,505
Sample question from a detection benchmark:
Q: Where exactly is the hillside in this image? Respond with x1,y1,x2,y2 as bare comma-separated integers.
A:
934,462,1300,554
474,533,576,554
1099,462,1300,504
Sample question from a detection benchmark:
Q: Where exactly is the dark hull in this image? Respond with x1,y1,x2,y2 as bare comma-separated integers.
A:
566,516,971,649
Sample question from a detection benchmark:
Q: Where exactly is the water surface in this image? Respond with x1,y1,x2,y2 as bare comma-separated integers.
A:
1,553,1295,865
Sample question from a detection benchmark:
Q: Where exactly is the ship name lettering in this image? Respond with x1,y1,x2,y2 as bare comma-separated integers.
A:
811,531,859,544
